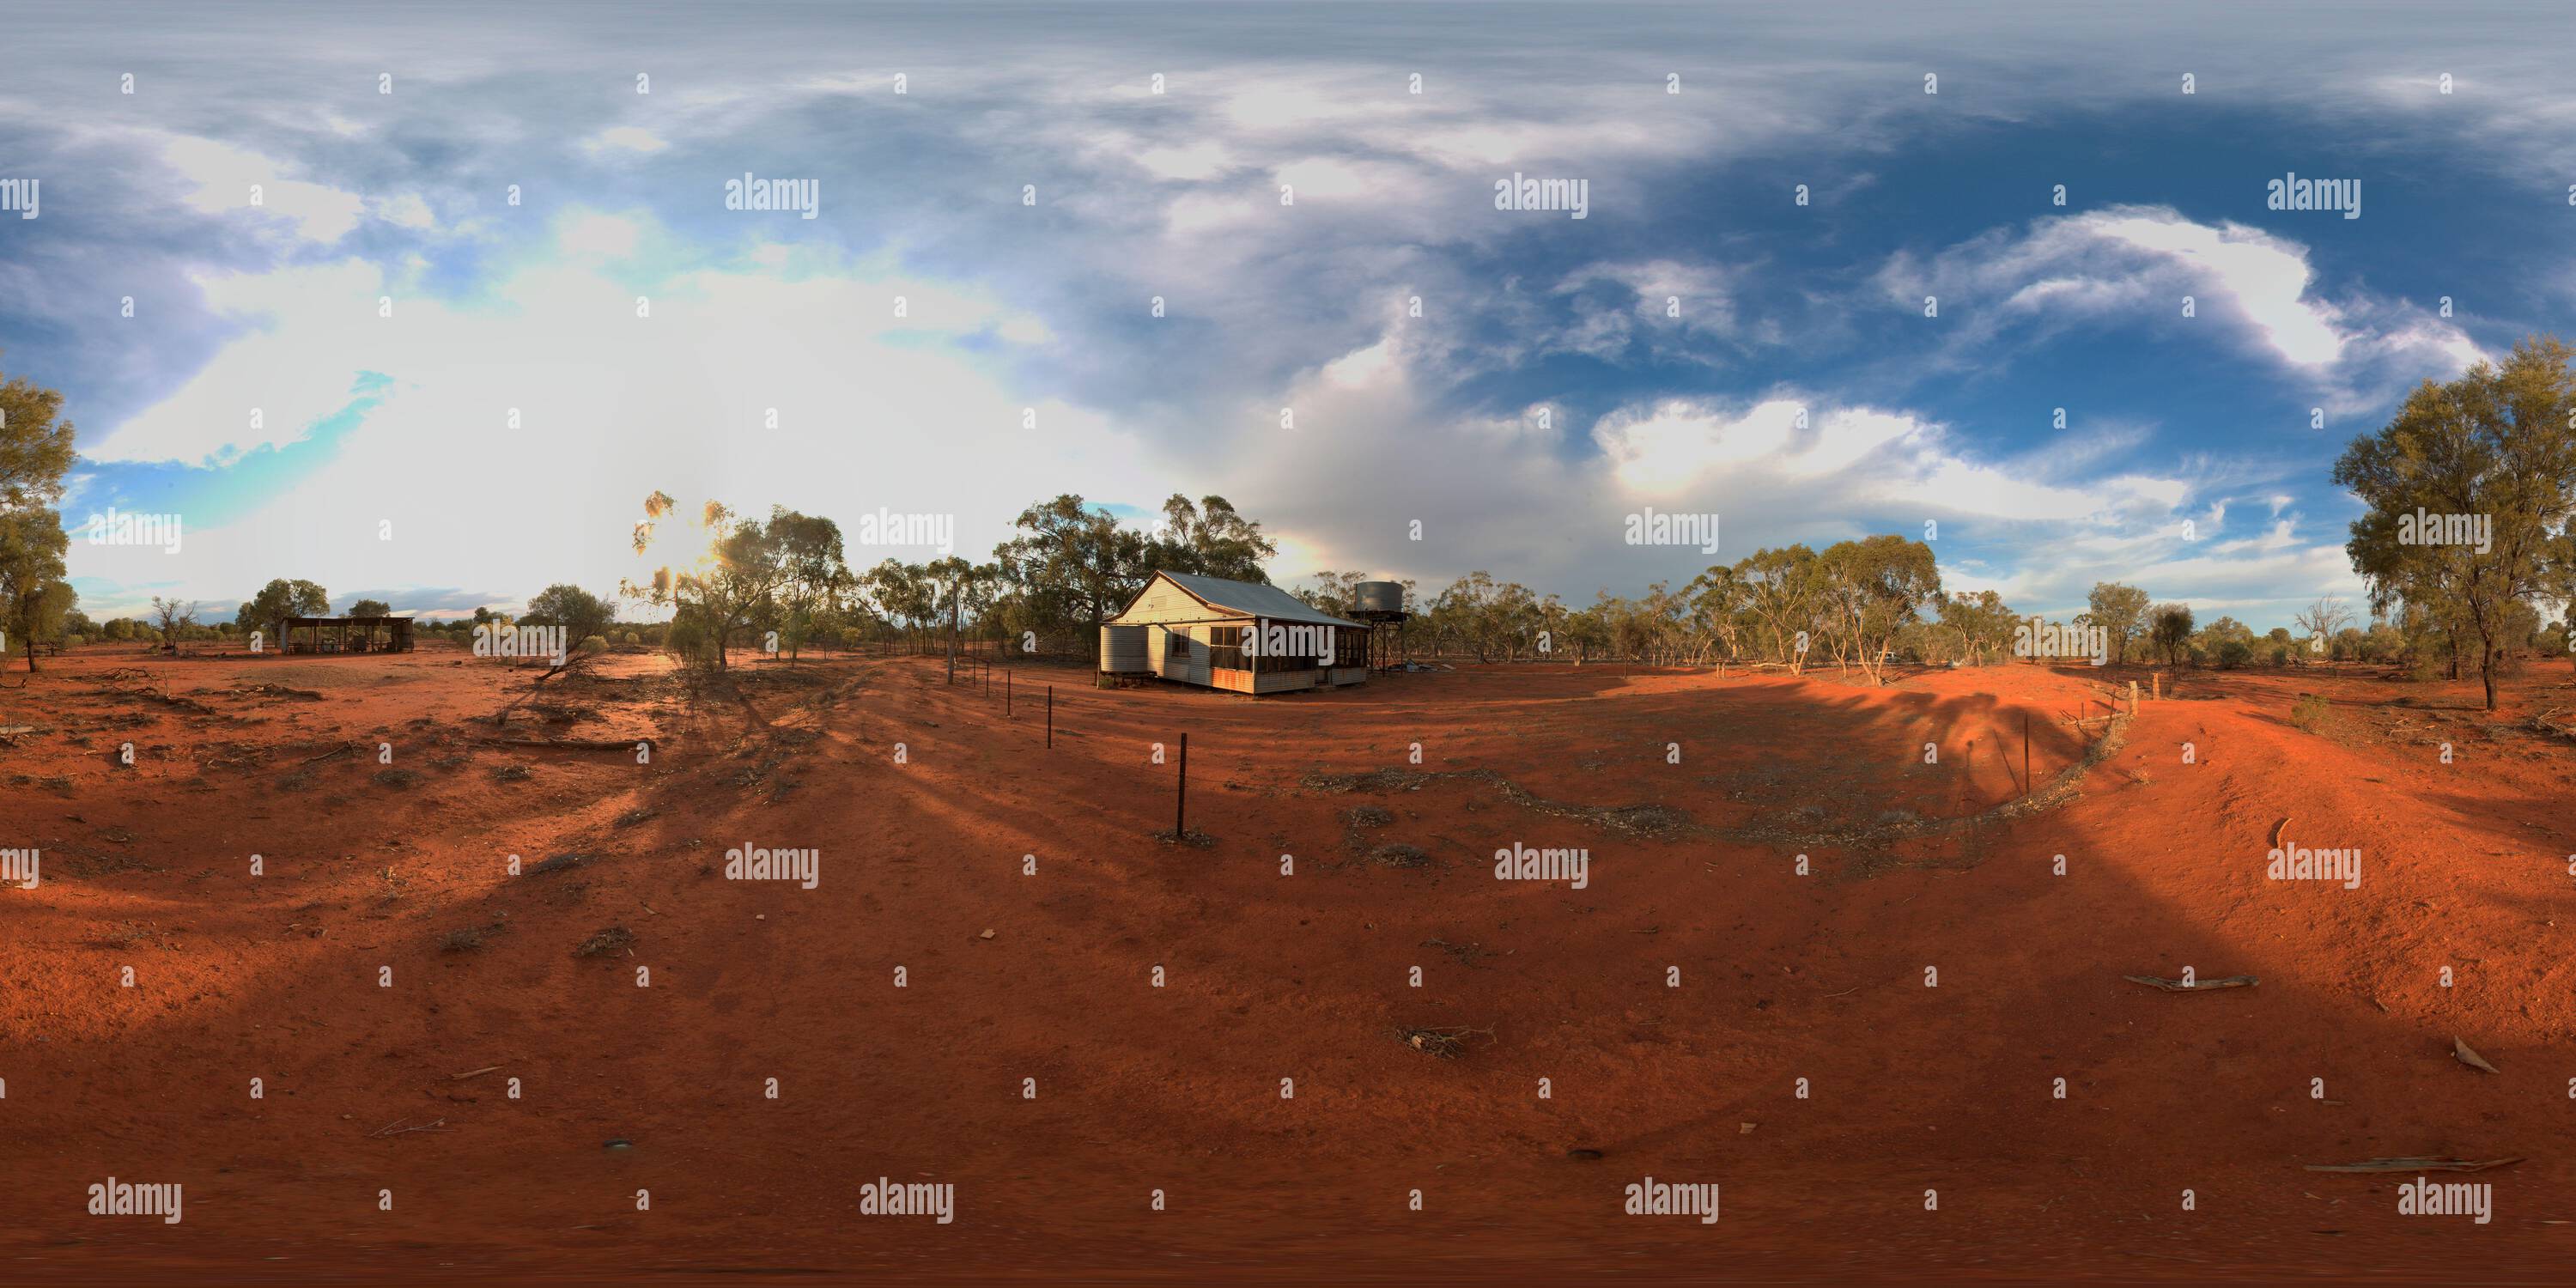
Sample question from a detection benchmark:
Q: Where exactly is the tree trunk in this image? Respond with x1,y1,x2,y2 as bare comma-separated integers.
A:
2478,632,2500,711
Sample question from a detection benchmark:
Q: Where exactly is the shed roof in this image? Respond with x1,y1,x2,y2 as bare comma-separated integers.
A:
1139,571,1364,629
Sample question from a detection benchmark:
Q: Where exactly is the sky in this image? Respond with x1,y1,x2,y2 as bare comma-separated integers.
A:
4,0,2572,628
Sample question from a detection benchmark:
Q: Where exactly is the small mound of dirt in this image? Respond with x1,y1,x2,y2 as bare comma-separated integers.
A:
1369,843,1429,868
574,926,635,957
1342,805,1394,828
235,683,324,702
1303,769,1428,794
440,923,502,952
1590,804,1691,836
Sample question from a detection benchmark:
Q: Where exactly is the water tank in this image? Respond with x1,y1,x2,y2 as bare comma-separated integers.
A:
1354,581,1406,615
1099,624,1150,672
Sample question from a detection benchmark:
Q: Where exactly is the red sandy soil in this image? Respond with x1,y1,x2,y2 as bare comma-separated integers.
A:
3,642,2574,1285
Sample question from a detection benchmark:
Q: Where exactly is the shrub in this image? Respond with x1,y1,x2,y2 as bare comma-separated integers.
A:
61,635,83,648
579,634,609,654
2215,640,2253,670
622,631,641,646
665,618,715,670
523,584,614,647
2289,693,2330,731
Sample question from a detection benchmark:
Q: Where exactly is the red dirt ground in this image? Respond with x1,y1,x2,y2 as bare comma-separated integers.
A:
3,642,2573,1285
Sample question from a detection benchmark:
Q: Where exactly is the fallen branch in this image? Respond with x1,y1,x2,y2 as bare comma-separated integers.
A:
300,743,355,764
2305,1157,2521,1174
1393,1024,1494,1059
232,683,323,701
368,1116,449,1138
2123,974,2257,992
484,737,656,753
2452,1036,2500,1073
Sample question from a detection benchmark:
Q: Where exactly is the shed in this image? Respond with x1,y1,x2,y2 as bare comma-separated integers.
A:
1099,571,1369,694
279,616,416,655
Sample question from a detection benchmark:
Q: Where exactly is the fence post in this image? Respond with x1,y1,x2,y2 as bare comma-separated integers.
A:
1176,732,1188,835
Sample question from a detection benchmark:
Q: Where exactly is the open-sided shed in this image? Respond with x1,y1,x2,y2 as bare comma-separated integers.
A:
278,616,415,655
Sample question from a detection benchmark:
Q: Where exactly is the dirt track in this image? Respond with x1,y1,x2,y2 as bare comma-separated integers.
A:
4,644,2573,1283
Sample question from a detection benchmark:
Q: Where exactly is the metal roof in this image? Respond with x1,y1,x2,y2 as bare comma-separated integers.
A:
1151,572,1364,629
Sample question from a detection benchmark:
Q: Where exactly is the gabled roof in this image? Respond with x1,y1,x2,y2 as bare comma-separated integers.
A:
1134,571,1364,629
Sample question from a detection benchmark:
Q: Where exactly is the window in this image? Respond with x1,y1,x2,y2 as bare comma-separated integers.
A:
1335,625,1370,669
1208,625,1247,671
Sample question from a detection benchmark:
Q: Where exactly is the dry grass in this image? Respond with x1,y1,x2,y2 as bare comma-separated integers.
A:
1392,1024,1492,1060
574,926,636,957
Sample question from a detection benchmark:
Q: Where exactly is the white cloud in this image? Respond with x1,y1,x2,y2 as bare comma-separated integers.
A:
1134,140,1234,180
2083,213,2344,366
372,192,436,230
584,125,669,155
161,134,365,244
1883,205,2487,409
71,215,1163,617
559,211,641,258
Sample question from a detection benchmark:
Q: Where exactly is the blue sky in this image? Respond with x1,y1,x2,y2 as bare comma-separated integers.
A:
4,0,2570,626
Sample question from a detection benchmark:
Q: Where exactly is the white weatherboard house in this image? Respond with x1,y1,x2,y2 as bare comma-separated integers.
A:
1100,571,1371,694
